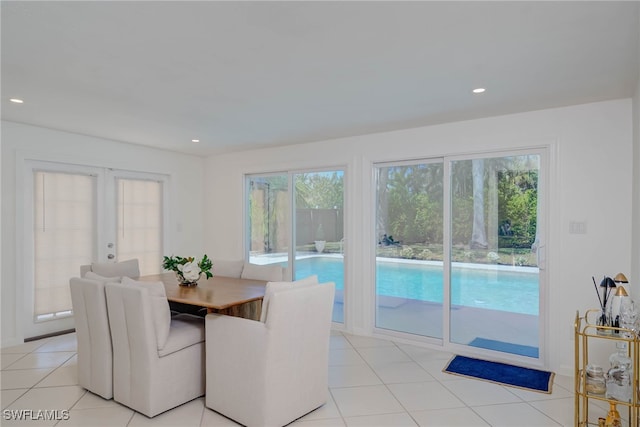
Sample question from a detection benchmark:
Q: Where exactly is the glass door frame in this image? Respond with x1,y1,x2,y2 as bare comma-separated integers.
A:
244,171,290,271
444,148,548,367
372,157,445,343
372,147,548,367
244,166,347,324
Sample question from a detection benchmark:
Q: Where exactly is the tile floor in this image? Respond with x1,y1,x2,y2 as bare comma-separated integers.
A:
0,330,596,426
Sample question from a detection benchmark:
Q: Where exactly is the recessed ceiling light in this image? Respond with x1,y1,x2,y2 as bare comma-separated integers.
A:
191,139,200,143
472,88,486,94
9,98,24,103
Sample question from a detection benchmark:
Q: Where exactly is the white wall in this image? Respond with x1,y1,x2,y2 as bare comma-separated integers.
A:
1,121,206,347
632,76,640,294
204,99,633,376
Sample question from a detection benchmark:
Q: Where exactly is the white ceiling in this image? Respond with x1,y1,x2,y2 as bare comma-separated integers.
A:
2,1,639,156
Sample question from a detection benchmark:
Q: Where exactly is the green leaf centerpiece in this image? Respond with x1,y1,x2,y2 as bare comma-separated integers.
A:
163,254,213,286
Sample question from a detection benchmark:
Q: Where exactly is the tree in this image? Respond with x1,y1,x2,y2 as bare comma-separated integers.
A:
295,172,343,209
497,162,538,249
470,159,488,249
376,168,389,240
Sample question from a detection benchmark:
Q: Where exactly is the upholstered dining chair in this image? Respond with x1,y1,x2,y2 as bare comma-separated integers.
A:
80,258,140,278
204,280,335,427
258,275,318,322
69,277,117,399
105,279,205,417
240,261,285,281
211,259,244,278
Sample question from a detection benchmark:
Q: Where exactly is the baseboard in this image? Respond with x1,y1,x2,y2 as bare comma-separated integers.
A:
25,329,75,342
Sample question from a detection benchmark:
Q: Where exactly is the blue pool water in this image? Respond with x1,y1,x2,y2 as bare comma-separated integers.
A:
291,256,539,315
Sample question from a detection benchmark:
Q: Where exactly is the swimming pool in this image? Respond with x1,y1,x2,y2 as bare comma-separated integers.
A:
291,256,539,315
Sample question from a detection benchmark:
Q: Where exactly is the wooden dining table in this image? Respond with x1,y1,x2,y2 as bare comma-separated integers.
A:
138,272,268,320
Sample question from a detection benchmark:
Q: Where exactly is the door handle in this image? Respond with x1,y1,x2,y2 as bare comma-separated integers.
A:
107,254,115,260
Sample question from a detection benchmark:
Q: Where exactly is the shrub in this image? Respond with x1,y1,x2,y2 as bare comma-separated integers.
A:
415,248,432,260
400,246,415,259
487,252,500,262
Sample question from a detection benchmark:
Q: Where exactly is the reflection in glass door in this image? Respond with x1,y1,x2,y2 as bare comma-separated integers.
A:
247,174,290,271
450,154,541,358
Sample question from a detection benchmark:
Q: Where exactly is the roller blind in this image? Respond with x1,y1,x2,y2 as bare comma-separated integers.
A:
33,171,96,319
116,178,163,275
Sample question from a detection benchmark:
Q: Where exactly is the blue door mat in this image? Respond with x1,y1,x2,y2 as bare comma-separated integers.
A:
443,355,554,394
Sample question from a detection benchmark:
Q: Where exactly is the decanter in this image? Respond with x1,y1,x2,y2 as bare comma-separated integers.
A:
605,341,633,402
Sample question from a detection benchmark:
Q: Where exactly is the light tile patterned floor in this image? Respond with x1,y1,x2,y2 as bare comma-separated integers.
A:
1,331,582,426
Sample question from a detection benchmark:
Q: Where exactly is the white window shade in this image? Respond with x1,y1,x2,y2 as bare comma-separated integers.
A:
116,178,163,275
33,171,96,318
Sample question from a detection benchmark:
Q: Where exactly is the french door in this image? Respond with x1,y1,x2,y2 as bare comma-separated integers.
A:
22,161,168,338
374,149,546,361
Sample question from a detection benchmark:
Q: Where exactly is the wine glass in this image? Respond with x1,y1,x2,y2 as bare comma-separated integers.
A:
619,299,637,339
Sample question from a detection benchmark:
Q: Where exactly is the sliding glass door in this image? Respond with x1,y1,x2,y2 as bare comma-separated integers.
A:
247,169,345,323
247,174,290,270
293,171,344,323
375,160,444,338
374,150,544,359
449,153,541,358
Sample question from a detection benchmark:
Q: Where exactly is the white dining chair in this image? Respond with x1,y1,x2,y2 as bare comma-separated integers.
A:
211,259,244,278
240,261,285,281
69,277,117,399
205,280,335,427
105,280,205,417
80,258,140,278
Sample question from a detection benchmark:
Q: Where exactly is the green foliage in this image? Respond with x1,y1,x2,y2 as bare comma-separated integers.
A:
414,193,443,243
415,248,432,260
378,156,538,252
381,164,444,244
250,172,344,252
162,254,213,279
295,172,343,209
451,196,473,245
400,246,415,259
497,168,538,248
199,254,213,278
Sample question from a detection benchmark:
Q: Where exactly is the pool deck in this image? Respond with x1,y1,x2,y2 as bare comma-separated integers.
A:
374,298,538,348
